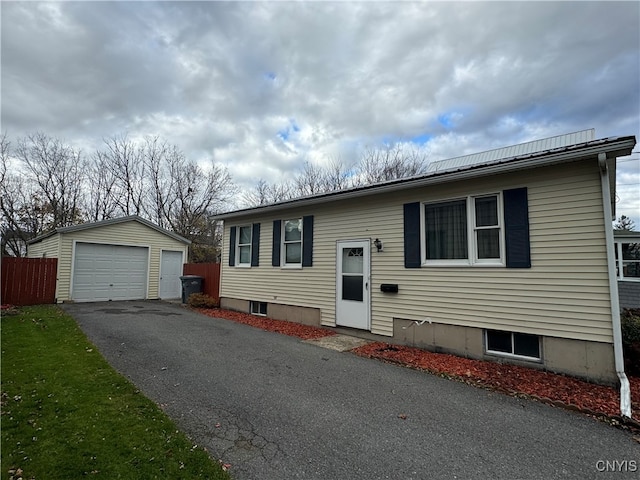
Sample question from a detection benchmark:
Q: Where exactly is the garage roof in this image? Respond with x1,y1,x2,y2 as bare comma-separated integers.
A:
28,215,191,245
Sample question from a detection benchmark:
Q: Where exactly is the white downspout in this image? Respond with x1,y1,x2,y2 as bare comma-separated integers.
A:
598,153,631,418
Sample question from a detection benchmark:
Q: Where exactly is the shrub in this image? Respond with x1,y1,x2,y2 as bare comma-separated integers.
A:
621,308,640,376
187,292,220,309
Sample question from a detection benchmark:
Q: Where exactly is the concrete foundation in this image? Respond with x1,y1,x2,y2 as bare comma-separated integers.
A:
393,318,617,385
220,297,250,313
220,297,321,327
220,296,618,385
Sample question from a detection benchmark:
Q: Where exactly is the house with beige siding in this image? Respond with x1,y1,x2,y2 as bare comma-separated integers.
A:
27,216,190,302
216,131,637,414
219,130,635,394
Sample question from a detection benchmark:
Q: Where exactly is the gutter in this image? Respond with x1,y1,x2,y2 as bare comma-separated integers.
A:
598,153,631,418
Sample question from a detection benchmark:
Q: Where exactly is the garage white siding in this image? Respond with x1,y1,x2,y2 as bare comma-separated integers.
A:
27,216,190,302
72,243,149,302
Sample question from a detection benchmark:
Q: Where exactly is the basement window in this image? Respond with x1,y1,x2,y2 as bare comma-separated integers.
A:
250,301,267,316
485,330,541,360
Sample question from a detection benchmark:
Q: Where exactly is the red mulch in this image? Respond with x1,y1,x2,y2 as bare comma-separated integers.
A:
193,307,640,426
353,342,640,425
194,307,337,340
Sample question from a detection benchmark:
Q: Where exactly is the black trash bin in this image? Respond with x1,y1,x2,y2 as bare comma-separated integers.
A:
180,275,204,303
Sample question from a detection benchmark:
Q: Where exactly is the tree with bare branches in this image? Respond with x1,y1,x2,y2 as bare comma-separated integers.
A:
15,132,86,229
354,144,427,185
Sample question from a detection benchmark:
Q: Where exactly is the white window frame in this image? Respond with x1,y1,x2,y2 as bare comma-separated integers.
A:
615,241,640,282
250,301,267,316
236,225,252,267
421,193,505,267
485,330,542,361
282,218,303,268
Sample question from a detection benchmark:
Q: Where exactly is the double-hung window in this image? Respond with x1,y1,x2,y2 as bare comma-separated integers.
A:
473,195,502,262
283,218,303,266
615,241,640,281
423,194,503,266
236,225,252,266
229,223,260,267
272,216,314,268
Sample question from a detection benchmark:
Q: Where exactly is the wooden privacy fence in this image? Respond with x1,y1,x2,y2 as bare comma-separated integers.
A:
1,257,58,306
182,263,220,300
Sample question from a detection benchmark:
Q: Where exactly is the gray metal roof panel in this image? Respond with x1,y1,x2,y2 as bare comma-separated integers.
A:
427,129,595,173
215,133,636,220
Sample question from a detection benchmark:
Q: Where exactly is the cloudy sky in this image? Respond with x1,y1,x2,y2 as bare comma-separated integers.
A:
2,1,639,222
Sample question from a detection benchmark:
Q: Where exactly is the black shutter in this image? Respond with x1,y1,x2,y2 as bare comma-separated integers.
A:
272,220,281,267
302,215,314,267
403,202,421,268
228,226,236,267
251,223,260,267
503,187,531,268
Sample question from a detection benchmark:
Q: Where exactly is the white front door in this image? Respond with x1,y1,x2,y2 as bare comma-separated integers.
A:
336,240,370,330
160,250,184,299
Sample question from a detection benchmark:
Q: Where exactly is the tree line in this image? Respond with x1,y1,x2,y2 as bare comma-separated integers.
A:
1,132,428,260
1,132,234,261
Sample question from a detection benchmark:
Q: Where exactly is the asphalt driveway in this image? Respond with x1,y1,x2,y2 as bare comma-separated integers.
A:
62,301,639,480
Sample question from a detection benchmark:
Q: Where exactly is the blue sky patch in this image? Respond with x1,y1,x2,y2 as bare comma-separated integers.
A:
278,119,300,141
410,133,432,145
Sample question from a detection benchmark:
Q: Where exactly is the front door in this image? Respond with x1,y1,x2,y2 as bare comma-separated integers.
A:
336,240,370,330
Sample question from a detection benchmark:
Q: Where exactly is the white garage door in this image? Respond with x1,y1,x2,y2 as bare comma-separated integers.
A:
72,243,149,302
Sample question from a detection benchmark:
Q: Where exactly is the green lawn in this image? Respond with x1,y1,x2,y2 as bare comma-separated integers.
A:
1,305,231,479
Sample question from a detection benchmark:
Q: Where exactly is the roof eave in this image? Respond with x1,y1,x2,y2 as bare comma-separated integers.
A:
28,215,192,245
216,135,636,221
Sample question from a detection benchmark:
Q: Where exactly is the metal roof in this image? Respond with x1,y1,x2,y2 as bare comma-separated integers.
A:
427,129,595,174
28,215,191,245
215,133,636,220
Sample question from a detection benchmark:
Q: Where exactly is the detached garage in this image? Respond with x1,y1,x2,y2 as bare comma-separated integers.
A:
27,216,190,302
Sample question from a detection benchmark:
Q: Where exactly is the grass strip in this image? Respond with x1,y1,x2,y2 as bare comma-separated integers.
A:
1,305,231,479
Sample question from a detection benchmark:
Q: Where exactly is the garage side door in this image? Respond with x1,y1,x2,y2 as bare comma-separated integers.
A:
72,243,149,302
159,250,184,299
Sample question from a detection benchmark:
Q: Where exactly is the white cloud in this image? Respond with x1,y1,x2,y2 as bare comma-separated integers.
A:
1,0,638,216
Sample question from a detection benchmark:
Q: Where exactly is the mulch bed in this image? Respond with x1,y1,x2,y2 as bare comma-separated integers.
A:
193,307,640,428
194,307,336,340
353,342,640,427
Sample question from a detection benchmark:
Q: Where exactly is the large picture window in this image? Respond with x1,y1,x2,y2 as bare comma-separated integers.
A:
423,194,503,265
424,200,468,260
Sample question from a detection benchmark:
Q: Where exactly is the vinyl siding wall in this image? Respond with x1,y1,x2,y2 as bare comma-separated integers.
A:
221,160,613,344
27,235,61,259
28,221,188,301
